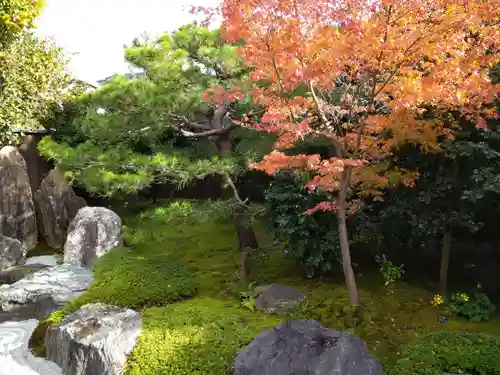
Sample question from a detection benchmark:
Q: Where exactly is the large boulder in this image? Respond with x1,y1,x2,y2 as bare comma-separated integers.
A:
34,168,87,249
0,263,93,311
0,146,38,251
64,206,123,268
254,284,305,315
45,303,142,375
233,320,387,375
0,234,25,272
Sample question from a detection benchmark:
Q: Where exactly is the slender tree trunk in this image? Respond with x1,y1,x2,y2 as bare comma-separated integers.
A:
439,230,452,296
337,170,359,306
216,128,259,283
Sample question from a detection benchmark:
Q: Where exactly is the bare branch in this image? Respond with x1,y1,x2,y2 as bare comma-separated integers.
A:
221,171,249,207
168,113,212,130
179,126,234,138
309,82,345,157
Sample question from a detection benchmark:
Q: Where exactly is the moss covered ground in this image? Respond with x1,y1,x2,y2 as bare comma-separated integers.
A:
32,200,500,374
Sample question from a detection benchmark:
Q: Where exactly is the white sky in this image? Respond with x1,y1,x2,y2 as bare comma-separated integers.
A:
35,0,220,85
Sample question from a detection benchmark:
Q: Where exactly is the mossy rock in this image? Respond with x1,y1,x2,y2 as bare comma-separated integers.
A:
29,309,67,357
125,298,282,375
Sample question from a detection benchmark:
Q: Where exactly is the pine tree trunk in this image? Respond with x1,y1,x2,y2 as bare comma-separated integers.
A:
234,204,258,283
337,170,359,306
439,230,452,296
216,125,259,283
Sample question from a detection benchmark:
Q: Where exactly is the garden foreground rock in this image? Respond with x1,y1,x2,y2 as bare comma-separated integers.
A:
233,320,387,375
34,168,87,250
0,263,93,311
254,284,305,315
0,234,25,272
0,146,38,251
45,303,142,375
64,206,123,268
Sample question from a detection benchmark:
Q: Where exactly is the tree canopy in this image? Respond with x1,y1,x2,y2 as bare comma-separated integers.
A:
0,32,71,146
210,0,500,305
39,24,274,197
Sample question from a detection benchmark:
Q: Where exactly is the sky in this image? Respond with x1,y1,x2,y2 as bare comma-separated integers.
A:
35,0,220,85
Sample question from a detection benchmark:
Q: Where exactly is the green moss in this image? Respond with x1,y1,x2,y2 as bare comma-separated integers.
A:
392,331,500,374
29,309,66,357
73,247,198,309
125,298,282,375
29,200,500,371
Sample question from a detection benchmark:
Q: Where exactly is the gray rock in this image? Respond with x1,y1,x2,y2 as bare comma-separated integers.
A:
25,255,59,267
254,284,305,315
0,263,49,285
233,320,387,375
64,207,123,268
0,235,25,271
34,168,87,250
45,303,142,375
0,263,93,311
0,146,38,251
0,296,62,323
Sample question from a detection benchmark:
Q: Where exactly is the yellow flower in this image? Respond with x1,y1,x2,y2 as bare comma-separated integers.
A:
431,294,444,306
454,293,469,302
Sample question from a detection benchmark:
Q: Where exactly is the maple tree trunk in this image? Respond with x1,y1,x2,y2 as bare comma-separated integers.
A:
439,230,452,297
336,206,359,306
336,169,359,306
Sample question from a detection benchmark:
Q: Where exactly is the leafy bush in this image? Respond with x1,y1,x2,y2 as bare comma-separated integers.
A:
392,331,500,375
375,253,405,292
125,298,281,375
446,291,496,323
264,170,340,277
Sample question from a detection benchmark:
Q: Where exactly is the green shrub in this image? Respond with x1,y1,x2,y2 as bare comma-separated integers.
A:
392,331,500,375
446,291,496,323
125,298,282,375
264,170,340,277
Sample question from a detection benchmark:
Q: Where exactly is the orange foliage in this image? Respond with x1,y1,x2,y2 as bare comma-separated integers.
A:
210,0,499,213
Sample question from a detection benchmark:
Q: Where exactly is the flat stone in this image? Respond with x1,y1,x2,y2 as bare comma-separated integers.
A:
0,264,93,311
25,256,58,267
0,264,49,285
0,297,62,324
46,303,141,375
233,320,387,375
254,284,305,315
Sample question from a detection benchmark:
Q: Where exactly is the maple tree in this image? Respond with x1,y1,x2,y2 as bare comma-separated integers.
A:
197,0,500,305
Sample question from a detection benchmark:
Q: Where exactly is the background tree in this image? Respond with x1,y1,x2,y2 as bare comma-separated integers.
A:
0,0,45,47
214,0,499,306
39,24,275,282
0,0,71,147
0,32,72,146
